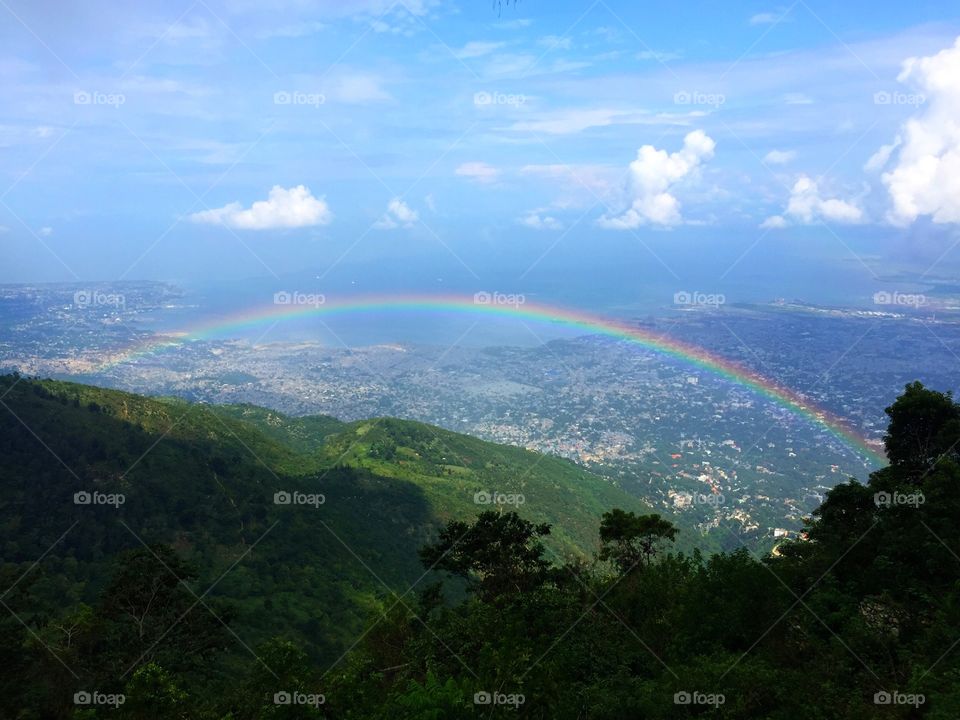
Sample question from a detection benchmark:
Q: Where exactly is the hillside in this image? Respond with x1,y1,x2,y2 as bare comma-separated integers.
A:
211,403,346,458
316,416,652,561
0,374,647,664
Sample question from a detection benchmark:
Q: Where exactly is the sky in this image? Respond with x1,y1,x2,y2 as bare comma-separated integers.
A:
1,0,959,301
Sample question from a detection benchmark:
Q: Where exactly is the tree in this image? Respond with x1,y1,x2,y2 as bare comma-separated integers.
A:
228,638,325,720
883,381,960,476
121,663,188,720
598,509,678,573
419,511,552,601
97,545,233,679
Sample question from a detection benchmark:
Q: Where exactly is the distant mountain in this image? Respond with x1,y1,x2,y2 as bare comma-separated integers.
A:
0,374,648,663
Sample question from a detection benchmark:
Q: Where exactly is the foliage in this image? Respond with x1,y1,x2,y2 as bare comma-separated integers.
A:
2,378,960,717
597,509,679,573
419,510,553,601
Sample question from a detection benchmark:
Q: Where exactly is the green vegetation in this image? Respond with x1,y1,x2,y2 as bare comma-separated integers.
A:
1,376,958,717
315,416,655,557
0,373,647,712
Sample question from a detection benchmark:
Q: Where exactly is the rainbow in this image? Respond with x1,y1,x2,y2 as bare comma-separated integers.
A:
93,294,886,465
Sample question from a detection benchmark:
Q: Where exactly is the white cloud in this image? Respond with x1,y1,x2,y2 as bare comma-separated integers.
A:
865,137,901,172
749,12,779,25
455,161,500,183
119,76,210,97
598,130,716,228
255,21,326,39
453,41,504,59
0,124,57,148
760,215,788,229
783,93,814,105
781,175,863,224
38,226,53,237
519,210,563,230
498,18,533,30
880,37,960,225
374,198,418,229
367,0,436,35
189,185,332,229
636,49,682,62
506,108,702,135
162,16,216,43
538,35,572,50
481,53,591,78
764,149,796,165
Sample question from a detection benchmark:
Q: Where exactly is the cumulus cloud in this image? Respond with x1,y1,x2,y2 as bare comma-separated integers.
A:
519,210,563,230
877,37,960,225
764,149,796,165
774,175,863,225
598,130,716,229
374,198,418,229
455,161,500,183
189,185,332,229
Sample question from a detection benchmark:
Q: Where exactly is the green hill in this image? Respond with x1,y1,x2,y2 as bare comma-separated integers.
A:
211,403,346,458
315,416,649,561
0,374,647,665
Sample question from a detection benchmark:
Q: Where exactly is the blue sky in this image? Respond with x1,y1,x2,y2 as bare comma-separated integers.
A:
1,0,959,294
